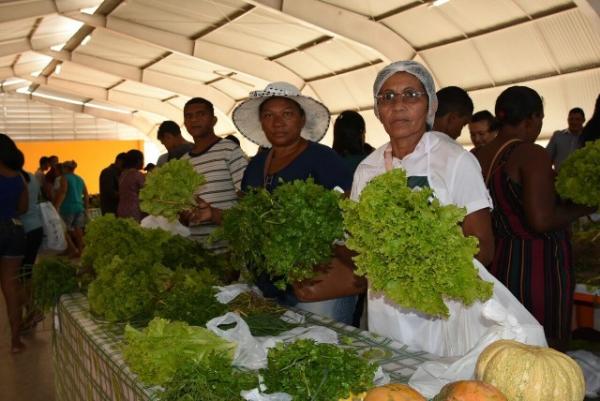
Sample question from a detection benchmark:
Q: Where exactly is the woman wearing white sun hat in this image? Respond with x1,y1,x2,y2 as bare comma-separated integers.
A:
232,81,357,325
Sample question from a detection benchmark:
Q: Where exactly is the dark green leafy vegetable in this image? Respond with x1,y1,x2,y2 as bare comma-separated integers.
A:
215,179,344,289
155,268,227,326
123,317,236,386
32,257,79,312
140,158,205,221
161,353,257,401
556,140,600,210
341,168,492,318
262,339,376,401
239,312,299,337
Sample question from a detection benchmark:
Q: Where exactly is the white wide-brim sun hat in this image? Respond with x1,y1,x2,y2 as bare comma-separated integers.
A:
232,82,331,148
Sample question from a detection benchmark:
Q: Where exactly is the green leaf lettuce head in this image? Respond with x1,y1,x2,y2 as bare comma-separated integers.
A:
215,178,344,289
556,139,600,210
123,317,236,386
161,353,257,401
140,158,206,221
340,168,493,318
262,339,376,401
32,257,79,313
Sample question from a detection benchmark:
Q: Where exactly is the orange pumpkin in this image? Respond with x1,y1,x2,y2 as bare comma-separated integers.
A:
433,380,507,401
364,383,426,401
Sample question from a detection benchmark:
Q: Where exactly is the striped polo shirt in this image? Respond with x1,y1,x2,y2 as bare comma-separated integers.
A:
181,138,248,251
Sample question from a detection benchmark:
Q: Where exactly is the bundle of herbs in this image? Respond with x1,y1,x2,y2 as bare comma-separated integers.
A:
215,178,344,289
227,291,299,336
32,257,79,313
341,168,493,318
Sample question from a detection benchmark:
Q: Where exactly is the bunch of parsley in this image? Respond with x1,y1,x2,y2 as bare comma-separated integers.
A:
262,339,376,401
32,257,79,313
140,158,205,221
556,139,600,210
341,168,492,318
215,179,344,289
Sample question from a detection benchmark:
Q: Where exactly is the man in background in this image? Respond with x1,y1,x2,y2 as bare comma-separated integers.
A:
99,152,126,215
156,120,194,166
34,156,50,186
546,107,585,170
433,86,474,140
469,110,499,148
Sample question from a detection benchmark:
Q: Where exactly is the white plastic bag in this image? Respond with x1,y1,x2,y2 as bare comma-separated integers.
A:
39,201,67,251
140,215,190,237
367,259,546,398
568,350,600,397
214,284,263,304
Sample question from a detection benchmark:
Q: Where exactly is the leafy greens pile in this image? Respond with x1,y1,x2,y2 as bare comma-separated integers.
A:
140,158,205,221
556,140,600,210
161,353,257,401
262,339,376,401
32,257,79,312
215,178,344,288
123,317,236,386
340,168,492,318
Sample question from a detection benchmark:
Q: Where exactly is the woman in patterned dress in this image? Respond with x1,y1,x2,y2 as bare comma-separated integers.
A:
473,86,595,350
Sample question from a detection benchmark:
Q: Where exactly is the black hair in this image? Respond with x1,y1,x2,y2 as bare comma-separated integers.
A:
224,134,241,146
144,163,156,172
569,107,585,119
39,156,50,167
116,152,127,163
333,110,366,156
184,97,214,115
495,86,543,127
471,110,501,132
0,133,25,171
435,86,474,118
258,97,305,117
157,120,182,140
581,94,600,144
123,149,144,169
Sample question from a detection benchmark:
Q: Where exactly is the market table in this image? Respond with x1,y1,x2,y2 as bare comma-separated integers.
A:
53,293,435,401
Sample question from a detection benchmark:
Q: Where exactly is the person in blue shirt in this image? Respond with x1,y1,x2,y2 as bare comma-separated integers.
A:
0,133,28,353
232,82,356,324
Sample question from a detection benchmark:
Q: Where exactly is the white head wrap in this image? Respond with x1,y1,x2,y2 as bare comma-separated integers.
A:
373,60,438,129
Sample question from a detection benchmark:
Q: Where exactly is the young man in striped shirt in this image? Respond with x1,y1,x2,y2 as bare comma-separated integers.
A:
179,97,247,251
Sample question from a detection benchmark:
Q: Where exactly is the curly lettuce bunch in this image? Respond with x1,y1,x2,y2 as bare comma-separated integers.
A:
556,140,600,210
215,179,344,289
341,168,492,318
140,159,205,221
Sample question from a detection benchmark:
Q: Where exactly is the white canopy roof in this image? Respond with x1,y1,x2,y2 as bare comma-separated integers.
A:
1,0,599,153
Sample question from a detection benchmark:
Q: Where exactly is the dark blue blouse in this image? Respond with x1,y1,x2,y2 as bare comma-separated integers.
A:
242,141,352,192
0,174,24,221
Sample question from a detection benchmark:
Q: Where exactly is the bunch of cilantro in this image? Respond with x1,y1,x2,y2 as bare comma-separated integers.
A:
140,158,205,221
32,257,79,313
215,179,344,289
262,339,376,401
154,268,228,326
340,168,492,318
556,139,600,210
161,353,257,401
123,317,236,386
87,255,172,322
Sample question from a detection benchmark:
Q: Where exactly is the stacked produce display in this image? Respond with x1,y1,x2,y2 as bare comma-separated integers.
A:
40,159,590,401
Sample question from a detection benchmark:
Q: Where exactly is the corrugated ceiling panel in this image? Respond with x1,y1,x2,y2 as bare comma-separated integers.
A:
0,93,143,140
309,63,385,113
320,0,414,17
210,78,257,100
13,52,52,76
0,18,35,42
75,30,165,68
30,15,83,49
57,62,122,88
436,0,524,35
420,41,493,89
149,53,224,82
511,0,573,15
114,81,176,100
0,55,15,67
537,9,600,72
474,24,555,84
202,8,322,58
382,5,464,49
112,0,244,37
278,39,381,80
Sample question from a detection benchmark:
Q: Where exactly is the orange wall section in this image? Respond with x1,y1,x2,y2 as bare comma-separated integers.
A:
16,140,143,194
